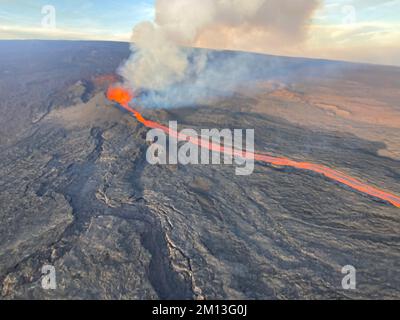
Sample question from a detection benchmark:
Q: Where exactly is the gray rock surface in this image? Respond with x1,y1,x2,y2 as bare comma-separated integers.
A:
0,41,399,299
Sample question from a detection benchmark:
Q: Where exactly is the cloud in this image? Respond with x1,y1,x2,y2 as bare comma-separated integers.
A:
2,0,399,66
155,0,320,51
0,24,130,41
305,21,400,65
120,0,320,94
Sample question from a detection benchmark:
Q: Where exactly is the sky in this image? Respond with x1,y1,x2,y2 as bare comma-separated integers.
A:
0,0,399,66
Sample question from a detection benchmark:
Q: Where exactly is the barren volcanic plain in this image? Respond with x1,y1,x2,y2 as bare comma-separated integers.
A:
0,41,399,299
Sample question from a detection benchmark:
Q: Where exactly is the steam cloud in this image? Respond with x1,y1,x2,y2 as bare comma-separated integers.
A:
119,0,320,107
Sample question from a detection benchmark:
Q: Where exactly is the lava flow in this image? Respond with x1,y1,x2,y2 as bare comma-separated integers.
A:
107,86,400,208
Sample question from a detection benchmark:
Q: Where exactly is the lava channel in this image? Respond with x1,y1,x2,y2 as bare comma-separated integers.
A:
107,86,400,209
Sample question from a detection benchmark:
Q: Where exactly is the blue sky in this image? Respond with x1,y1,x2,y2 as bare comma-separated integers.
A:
0,0,155,40
318,0,400,24
0,0,399,65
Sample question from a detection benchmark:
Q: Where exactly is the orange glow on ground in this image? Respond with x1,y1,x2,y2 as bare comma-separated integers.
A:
107,86,134,107
107,86,400,208
93,74,120,87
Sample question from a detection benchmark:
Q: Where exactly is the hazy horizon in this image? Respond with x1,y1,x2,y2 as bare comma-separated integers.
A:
1,0,399,66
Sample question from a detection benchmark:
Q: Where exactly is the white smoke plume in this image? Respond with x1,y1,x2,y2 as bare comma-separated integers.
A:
119,0,320,107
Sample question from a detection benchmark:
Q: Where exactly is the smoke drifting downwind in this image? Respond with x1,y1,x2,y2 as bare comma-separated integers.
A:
119,0,320,107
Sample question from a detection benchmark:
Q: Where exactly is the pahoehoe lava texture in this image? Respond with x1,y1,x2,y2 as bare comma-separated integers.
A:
0,41,399,299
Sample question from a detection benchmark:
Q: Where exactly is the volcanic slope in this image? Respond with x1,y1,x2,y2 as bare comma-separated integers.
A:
0,41,399,299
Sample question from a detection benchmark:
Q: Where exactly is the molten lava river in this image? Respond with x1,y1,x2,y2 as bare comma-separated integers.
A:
107,86,400,209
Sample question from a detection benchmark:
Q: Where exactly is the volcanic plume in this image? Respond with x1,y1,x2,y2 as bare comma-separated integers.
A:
107,86,400,209
118,0,320,107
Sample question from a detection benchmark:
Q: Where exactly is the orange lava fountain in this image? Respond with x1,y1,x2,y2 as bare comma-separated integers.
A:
107,86,400,208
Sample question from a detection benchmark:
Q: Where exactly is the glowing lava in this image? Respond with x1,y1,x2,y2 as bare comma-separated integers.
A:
107,86,400,208
107,86,134,107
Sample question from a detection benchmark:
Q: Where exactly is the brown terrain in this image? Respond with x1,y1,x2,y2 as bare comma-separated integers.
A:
248,67,400,160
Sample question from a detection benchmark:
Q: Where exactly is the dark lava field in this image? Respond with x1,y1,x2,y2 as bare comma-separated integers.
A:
0,41,399,299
